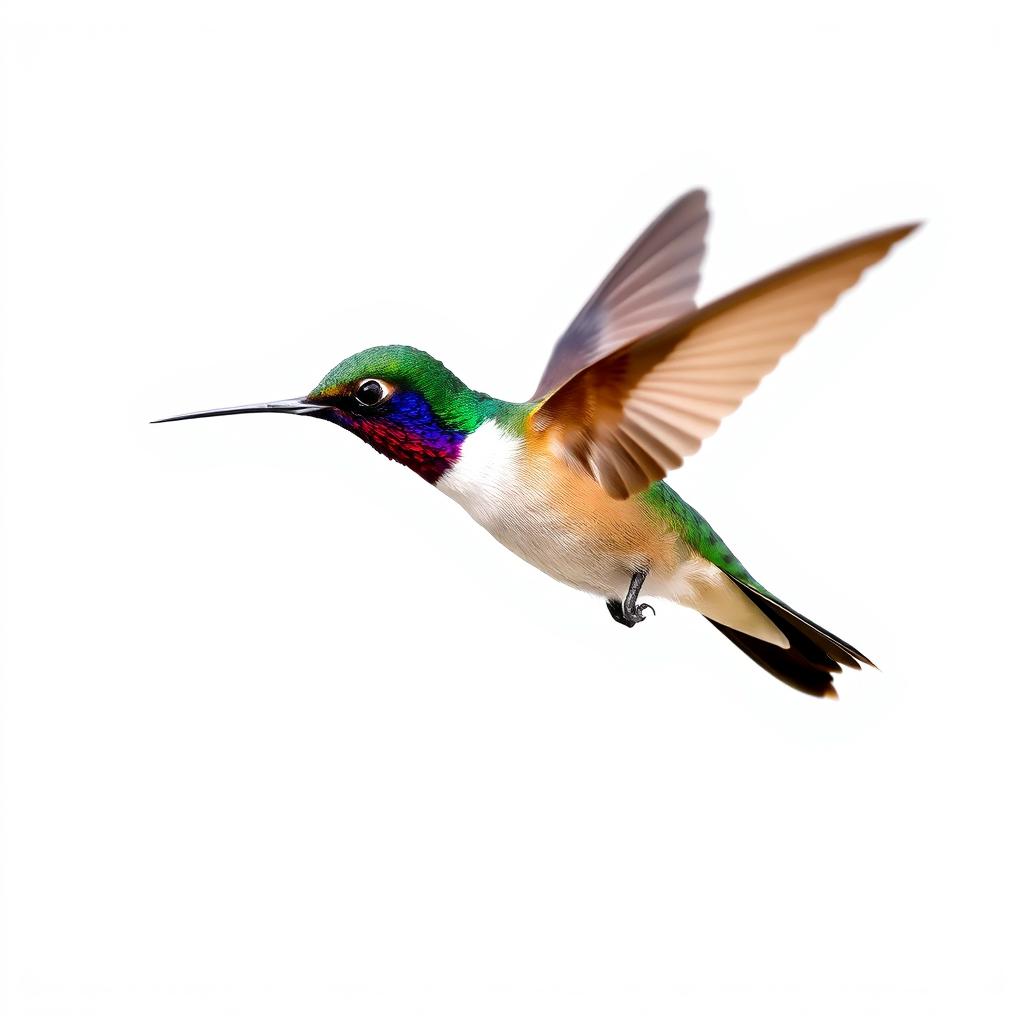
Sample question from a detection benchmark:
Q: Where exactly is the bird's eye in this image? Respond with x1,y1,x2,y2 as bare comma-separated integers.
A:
354,379,387,406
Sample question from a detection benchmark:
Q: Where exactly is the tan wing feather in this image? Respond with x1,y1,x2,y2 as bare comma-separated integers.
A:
530,190,709,400
533,223,919,499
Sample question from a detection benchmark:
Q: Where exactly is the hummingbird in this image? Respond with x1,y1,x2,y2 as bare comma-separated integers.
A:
155,191,918,698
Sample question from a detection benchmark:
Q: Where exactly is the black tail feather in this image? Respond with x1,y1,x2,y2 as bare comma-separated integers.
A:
706,583,874,698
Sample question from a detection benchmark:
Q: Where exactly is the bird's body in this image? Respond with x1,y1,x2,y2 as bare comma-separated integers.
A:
437,414,780,644
157,190,918,697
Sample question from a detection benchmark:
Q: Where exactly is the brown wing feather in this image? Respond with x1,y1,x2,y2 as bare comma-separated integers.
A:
533,223,919,499
530,190,709,401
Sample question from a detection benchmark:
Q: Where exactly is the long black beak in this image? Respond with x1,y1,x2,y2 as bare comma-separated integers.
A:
151,397,331,424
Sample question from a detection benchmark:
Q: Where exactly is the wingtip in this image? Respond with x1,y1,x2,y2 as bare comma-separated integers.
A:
666,187,709,218
862,221,922,249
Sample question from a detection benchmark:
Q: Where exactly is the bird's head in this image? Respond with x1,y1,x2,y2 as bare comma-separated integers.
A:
154,345,493,483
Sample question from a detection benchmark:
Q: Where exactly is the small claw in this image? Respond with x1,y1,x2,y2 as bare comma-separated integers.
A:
624,605,652,625
622,603,654,625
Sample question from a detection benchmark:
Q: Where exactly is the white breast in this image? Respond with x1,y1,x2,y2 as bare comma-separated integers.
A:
436,419,525,522
436,419,629,594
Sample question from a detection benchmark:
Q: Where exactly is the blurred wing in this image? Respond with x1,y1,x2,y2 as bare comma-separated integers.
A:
533,223,919,499
530,190,709,401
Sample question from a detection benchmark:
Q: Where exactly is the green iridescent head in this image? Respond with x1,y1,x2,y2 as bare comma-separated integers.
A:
307,345,488,432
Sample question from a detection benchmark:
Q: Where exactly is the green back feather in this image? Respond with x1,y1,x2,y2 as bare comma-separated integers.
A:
640,480,772,598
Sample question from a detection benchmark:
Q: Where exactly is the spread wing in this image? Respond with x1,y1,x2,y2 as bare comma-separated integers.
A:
530,190,709,401
531,223,919,499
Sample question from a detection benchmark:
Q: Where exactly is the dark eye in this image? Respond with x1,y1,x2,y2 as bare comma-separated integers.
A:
354,379,386,406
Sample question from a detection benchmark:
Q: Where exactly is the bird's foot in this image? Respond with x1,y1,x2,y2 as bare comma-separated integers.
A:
606,568,655,627
606,598,655,627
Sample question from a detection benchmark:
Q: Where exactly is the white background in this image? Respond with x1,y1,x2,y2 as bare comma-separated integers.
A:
2,2,1022,1021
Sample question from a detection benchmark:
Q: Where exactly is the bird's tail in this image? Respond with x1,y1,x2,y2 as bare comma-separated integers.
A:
705,579,875,698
